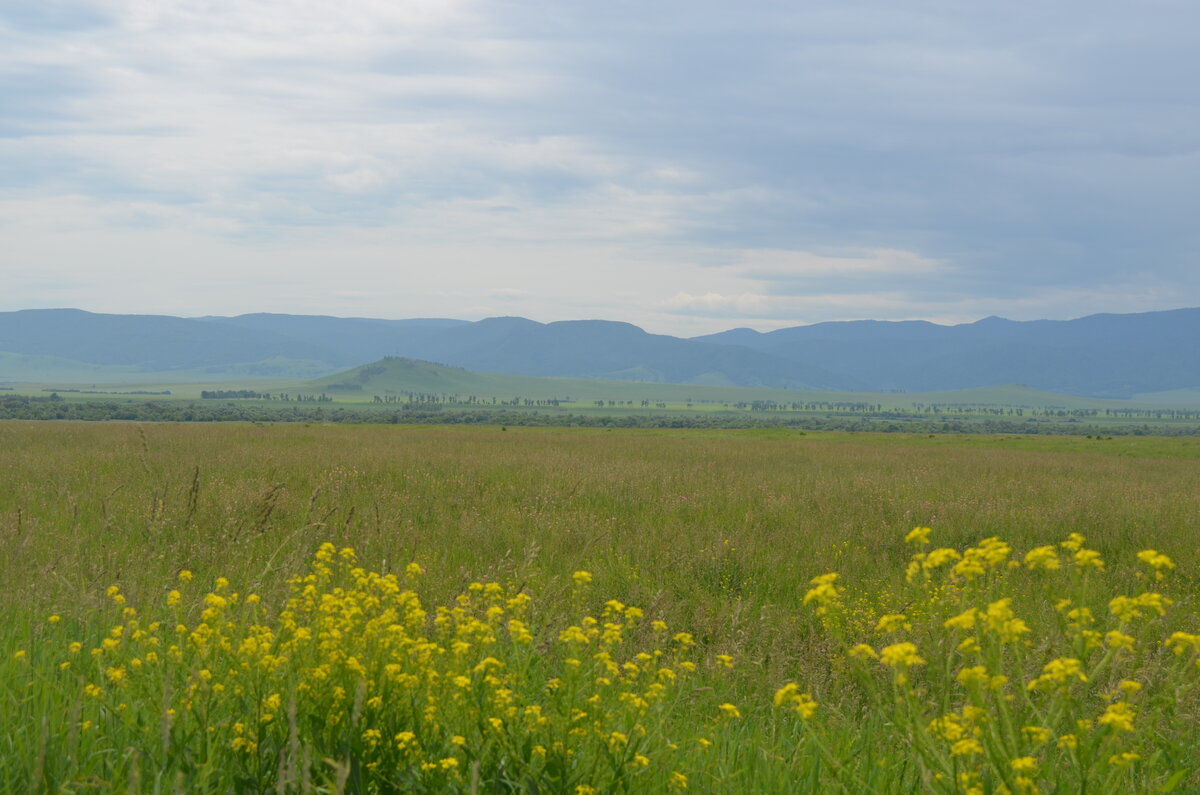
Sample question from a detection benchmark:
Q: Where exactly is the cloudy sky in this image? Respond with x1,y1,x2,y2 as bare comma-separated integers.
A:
2,0,1198,335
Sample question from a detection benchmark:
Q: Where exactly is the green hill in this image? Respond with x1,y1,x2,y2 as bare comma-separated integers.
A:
304,357,1196,411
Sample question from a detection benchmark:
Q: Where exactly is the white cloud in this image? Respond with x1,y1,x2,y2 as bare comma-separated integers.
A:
2,0,1199,335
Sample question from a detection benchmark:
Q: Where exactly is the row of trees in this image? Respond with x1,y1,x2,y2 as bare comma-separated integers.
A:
0,395,1194,436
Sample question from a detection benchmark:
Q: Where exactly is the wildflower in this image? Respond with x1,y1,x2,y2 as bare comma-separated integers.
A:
1057,734,1078,750
1024,545,1061,570
166,590,181,607
1098,701,1135,732
1166,632,1200,655
984,598,1030,642
715,654,734,668
803,573,843,615
1061,533,1086,552
875,614,909,633
905,526,932,545
1109,752,1140,767
1028,658,1087,691
673,632,695,648
950,738,983,756
1111,592,1172,621
1065,606,1094,626
1137,549,1175,580
669,771,688,791
508,619,533,644
944,608,978,631
774,683,818,718
1011,756,1038,773
953,538,1011,580
880,642,924,668
956,665,1003,690
849,643,878,660
1105,630,1135,651
924,548,961,571
928,714,967,742
47,615,61,624
879,642,924,683
718,703,741,719
1022,726,1052,744
1073,548,1104,571
572,570,592,586
1117,679,1142,696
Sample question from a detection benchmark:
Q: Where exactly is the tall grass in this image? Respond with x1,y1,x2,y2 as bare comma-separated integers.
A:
1,422,1198,790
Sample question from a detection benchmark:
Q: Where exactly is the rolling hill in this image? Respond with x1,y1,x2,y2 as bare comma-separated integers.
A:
1,307,1198,398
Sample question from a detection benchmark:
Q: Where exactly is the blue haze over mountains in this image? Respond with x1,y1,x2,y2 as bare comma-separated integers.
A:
1,308,1198,399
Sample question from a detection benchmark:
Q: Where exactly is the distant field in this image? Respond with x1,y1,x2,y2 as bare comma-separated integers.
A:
5,356,1200,436
2,422,1199,789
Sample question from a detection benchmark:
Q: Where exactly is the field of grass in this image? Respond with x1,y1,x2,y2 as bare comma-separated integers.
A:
2,422,1199,791
8,356,1200,437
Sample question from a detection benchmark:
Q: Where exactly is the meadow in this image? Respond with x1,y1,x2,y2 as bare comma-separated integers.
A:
2,421,1199,792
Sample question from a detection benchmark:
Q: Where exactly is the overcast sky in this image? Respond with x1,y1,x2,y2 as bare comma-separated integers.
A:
2,0,1198,335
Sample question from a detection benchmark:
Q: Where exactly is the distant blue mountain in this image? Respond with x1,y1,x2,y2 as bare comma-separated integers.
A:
693,308,1200,397
1,307,1197,397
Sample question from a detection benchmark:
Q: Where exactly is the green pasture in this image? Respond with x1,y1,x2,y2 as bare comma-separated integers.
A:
2,422,1200,790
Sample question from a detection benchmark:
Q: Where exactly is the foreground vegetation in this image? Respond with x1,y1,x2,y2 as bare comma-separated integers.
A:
2,423,1199,791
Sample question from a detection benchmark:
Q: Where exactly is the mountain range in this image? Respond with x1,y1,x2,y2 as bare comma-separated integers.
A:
1,307,1197,399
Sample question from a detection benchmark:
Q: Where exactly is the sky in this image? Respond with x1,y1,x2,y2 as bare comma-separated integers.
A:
2,0,1198,336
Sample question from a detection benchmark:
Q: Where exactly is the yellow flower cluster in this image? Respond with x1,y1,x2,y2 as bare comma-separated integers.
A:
786,527,1199,792
39,544,734,792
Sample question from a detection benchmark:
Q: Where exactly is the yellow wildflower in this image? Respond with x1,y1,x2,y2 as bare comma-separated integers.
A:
1105,630,1135,651
1061,533,1086,552
1028,658,1087,691
1022,726,1051,744
905,526,932,545
849,643,878,660
803,573,843,615
1098,701,1135,732
1166,632,1200,656
950,738,983,756
944,608,978,631
1024,545,1061,570
879,642,925,674
1137,549,1174,580
875,613,909,633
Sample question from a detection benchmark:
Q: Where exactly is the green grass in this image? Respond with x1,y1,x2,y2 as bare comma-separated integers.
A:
2,423,1199,790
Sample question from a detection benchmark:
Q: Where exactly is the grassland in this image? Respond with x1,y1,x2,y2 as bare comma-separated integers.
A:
3,422,1199,791
7,356,1200,436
